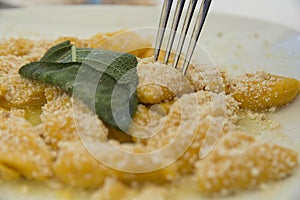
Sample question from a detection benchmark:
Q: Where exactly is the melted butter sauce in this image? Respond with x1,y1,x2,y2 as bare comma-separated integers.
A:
24,106,42,126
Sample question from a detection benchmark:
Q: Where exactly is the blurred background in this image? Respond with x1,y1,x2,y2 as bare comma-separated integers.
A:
0,0,299,32
0,0,161,8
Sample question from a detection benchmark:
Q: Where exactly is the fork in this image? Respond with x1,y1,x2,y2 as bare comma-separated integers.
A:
153,0,212,75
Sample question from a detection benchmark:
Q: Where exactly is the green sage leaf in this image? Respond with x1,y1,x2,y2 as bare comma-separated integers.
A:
19,41,138,131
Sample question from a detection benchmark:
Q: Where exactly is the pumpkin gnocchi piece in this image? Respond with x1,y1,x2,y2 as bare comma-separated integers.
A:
137,58,194,104
0,38,53,63
53,141,113,188
227,71,300,110
143,91,239,174
186,64,226,93
0,38,34,56
38,92,108,149
0,76,48,108
129,47,154,59
129,104,166,142
87,30,151,53
44,85,65,102
0,55,29,76
196,132,298,195
0,111,53,181
37,94,78,148
129,48,177,63
53,36,87,48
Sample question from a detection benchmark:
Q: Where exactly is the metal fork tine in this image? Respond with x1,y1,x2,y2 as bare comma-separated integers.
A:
163,0,186,65
173,0,198,68
182,0,212,75
155,0,212,74
154,0,174,61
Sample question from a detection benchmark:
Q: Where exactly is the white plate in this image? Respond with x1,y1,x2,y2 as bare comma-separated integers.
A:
0,5,300,200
